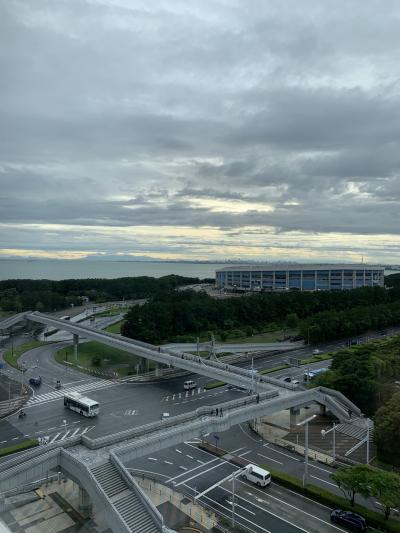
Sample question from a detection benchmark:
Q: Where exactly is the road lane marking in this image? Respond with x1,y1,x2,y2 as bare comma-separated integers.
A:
238,482,348,531
257,453,283,465
175,460,234,487
164,460,173,465
219,486,310,533
310,475,337,487
50,433,61,443
263,445,300,461
225,499,256,515
175,449,182,454
186,454,193,459
179,466,188,471
71,428,80,437
308,463,332,474
148,457,157,461
201,494,272,533
60,431,71,440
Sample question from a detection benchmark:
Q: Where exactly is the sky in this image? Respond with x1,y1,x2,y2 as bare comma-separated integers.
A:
1,0,400,264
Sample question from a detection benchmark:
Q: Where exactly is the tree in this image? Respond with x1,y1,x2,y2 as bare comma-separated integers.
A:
368,470,400,520
331,465,373,506
286,313,299,329
374,392,400,466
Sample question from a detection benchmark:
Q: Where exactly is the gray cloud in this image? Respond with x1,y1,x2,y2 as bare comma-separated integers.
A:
1,0,400,262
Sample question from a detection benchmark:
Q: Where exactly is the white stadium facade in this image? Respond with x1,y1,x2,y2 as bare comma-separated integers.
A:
215,264,385,292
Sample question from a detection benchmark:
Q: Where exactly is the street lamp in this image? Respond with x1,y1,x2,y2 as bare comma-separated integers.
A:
297,414,317,486
321,422,336,462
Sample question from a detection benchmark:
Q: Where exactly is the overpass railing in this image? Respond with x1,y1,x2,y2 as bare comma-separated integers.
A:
82,390,279,450
60,450,132,533
111,452,165,531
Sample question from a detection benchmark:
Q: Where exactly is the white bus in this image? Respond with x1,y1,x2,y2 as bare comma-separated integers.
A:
63,391,99,417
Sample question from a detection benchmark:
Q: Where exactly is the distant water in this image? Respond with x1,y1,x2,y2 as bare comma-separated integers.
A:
0,260,398,281
0,260,224,281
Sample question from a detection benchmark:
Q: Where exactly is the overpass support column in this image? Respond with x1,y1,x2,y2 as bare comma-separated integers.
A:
79,486,92,517
290,407,300,428
319,404,326,416
155,362,163,377
73,334,79,361
136,357,147,374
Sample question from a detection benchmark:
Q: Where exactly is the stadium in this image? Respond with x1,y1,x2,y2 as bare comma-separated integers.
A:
215,264,385,292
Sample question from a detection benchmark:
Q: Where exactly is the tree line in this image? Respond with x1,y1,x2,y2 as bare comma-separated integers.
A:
122,283,400,344
0,275,200,312
312,335,400,465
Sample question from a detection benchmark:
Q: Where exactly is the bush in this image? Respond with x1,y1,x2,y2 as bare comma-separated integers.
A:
205,381,225,390
0,439,39,458
91,355,102,367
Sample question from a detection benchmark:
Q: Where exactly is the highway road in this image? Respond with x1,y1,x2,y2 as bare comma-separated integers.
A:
1,322,399,531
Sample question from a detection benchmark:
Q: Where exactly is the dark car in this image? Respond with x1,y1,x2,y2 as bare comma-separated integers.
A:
330,509,366,531
282,376,292,383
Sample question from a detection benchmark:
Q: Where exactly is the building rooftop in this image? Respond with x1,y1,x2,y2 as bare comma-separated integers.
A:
216,263,384,272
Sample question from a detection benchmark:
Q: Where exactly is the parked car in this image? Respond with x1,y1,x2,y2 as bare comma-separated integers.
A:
330,509,366,531
291,379,300,386
313,349,323,355
282,376,292,383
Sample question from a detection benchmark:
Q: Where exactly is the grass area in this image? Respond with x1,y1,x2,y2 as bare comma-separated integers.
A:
54,341,147,377
3,340,47,369
204,381,225,390
105,320,124,334
262,465,400,532
95,307,125,317
0,439,38,458
229,327,298,344
300,353,332,365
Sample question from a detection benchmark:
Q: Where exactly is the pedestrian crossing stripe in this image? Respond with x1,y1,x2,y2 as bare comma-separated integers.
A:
26,379,116,406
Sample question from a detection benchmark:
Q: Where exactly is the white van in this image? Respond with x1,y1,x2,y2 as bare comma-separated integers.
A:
243,464,271,487
184,380,197,390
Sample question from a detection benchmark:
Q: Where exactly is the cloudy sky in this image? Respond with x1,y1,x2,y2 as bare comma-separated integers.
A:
1,0,400,263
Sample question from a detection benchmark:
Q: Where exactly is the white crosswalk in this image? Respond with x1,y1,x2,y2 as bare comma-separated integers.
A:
161,388,207,402
26,379,117,407
40,425,95,445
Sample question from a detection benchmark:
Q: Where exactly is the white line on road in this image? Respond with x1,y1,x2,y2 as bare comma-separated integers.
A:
164,460,173,465
201,494,272,533
167,457,220,483
179,466,188,471
50,433,61,443
257,452,283,465
310,475,337,487
175,460,234,487
226,499,256,515
71,428,80,437
263,445,300,461
175,449,182,454
148,457,158,461
60,430,71,440
186,454,193,459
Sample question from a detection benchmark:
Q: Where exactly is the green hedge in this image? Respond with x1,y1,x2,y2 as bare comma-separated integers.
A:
0,439,39,458
259,364,290,375
204,381,226,390
262,465,400,533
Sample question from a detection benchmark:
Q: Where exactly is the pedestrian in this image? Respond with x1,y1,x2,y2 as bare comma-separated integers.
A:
220,408,223,417
216,407,219,416
256,394,260,404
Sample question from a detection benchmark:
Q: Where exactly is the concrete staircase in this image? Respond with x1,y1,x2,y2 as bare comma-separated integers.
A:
91,461,160,533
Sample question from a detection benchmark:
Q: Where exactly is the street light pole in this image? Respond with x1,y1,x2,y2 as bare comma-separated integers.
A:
297,414,317,486
321,421,336,462
366,418,370,464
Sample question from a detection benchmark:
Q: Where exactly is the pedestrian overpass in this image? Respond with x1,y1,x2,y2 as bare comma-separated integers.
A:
0,387,360,533
0,311,363,532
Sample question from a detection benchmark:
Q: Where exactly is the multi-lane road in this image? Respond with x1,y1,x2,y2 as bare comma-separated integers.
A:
1,322,398,531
